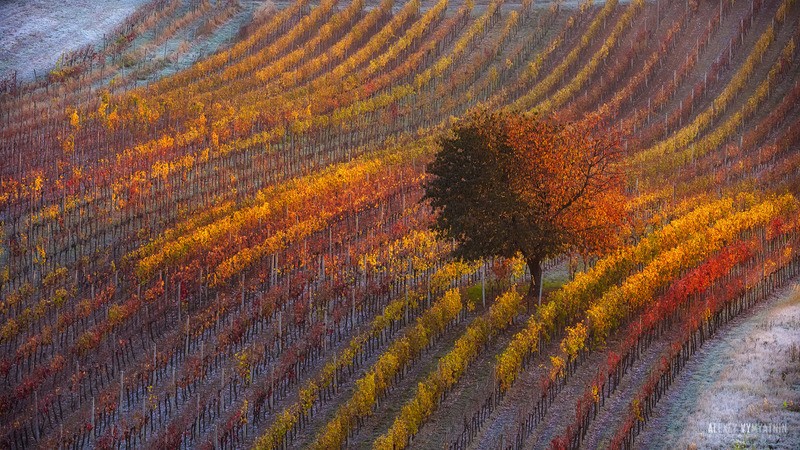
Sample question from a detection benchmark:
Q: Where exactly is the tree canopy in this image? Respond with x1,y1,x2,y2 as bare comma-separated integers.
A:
425,110,627,306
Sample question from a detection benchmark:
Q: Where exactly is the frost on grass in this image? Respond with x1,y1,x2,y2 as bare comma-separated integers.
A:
0,0,147,80
639,284,800,449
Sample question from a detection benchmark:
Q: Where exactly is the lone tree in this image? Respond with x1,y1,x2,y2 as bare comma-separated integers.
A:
425,110,626,309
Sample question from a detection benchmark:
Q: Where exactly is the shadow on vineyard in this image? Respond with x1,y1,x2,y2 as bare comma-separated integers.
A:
0,0,799,449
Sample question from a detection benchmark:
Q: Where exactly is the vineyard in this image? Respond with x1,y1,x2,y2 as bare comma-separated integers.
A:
0,0,799,449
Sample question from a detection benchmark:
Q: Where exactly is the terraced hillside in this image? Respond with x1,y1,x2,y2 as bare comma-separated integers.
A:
1,0,799,449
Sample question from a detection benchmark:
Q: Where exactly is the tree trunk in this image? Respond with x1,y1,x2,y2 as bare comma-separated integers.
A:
526,257,543,313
